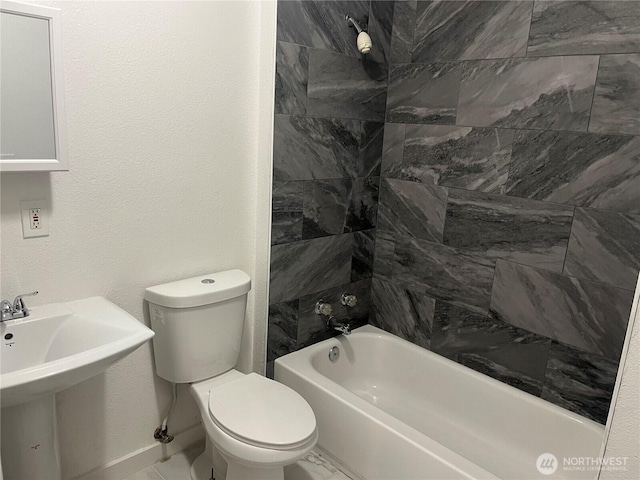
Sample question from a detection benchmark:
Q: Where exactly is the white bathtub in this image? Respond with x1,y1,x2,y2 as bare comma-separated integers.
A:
275,325,605,480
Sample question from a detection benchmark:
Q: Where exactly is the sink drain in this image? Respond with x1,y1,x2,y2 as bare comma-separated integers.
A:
329,346,340,362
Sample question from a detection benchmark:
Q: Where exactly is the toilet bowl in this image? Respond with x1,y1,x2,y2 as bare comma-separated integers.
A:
189,370,318,480
145,271,317,480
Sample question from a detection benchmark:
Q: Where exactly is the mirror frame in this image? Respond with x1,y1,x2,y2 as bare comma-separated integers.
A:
0,0,68,172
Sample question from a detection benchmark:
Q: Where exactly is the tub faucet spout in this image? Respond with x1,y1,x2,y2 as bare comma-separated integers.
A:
315,300,351,335
327,315,351,335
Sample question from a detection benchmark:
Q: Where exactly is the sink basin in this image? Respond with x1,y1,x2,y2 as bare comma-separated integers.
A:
0,296,154,407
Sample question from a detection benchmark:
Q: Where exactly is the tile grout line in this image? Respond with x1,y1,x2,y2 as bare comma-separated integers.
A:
372,0,395,318
274,112,640,138
560,206,577,277
585,55,602,133
523,0,536,58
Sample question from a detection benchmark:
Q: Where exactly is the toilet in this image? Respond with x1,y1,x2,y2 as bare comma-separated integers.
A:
145,270,317,480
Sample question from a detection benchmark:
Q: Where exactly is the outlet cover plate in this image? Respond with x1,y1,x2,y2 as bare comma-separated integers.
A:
20,200,49,238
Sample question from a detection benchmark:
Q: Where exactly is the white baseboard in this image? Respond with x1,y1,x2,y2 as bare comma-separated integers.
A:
73,423,205,480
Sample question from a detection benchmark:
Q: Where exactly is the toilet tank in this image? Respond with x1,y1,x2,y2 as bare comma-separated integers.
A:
144,270,251,383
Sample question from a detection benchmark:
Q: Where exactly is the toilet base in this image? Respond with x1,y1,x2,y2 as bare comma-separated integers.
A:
190,450,216,480
190,437,285,480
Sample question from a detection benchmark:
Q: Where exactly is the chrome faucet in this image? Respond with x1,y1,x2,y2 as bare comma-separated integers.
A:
1,291,38,322
315,300,351,335
327,316,351,335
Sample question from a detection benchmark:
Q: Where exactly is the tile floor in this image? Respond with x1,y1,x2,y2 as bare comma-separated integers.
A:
123,445,352,480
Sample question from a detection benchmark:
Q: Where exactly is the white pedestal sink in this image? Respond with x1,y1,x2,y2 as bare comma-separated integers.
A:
0,297,155,480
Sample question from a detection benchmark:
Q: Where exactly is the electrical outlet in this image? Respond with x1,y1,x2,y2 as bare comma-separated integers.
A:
20,200,49,238
30,208,42,229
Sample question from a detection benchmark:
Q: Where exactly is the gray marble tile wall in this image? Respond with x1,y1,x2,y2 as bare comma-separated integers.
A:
268,0,392,377
269,0,639,424
370,0,640,425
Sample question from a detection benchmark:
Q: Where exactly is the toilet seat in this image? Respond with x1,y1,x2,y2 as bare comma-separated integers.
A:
208,373,316,450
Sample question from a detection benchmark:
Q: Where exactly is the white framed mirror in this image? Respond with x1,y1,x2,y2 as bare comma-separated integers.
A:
0,0,68,171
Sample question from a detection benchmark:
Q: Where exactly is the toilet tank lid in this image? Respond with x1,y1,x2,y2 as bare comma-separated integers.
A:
144,270,251,308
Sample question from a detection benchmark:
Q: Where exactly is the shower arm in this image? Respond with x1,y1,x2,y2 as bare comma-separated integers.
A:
345,15,364,34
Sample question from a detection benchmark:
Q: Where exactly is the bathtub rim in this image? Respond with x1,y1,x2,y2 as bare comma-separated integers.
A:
278,324,605,436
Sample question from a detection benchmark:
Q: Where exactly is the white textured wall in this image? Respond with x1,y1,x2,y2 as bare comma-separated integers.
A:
0,1,275,478
600,275,640,480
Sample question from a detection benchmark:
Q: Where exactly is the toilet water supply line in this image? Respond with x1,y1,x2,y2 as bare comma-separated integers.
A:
154,382,178,443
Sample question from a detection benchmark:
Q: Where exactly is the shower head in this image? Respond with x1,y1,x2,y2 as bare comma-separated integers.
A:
345,14,372,54
356,31,372,55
